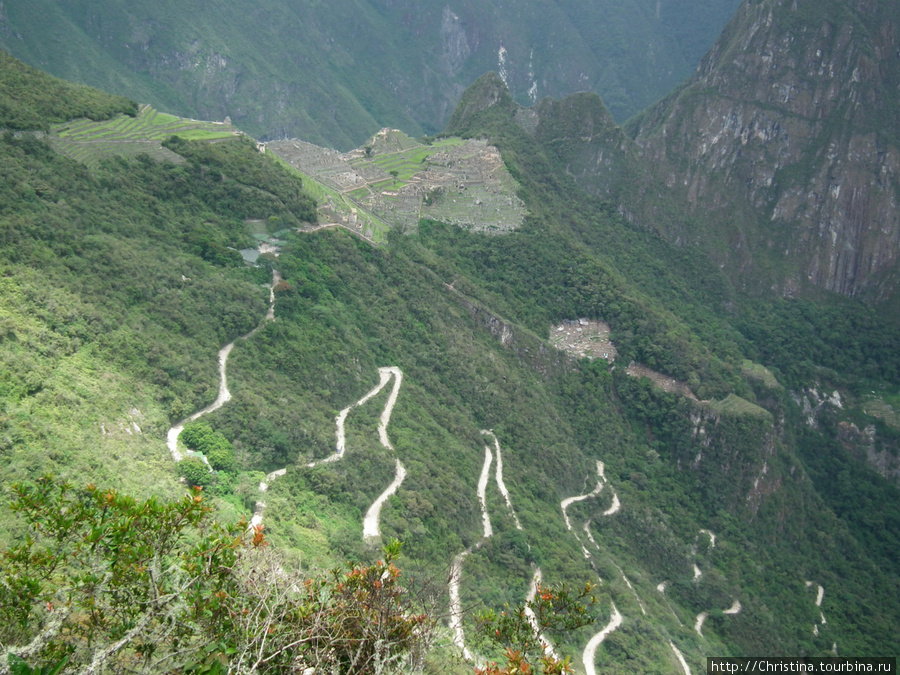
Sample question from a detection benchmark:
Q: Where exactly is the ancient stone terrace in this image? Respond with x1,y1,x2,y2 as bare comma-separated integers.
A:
268,130,525,235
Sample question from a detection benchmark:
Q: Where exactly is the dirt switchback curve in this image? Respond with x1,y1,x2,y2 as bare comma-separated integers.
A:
166,270,280,463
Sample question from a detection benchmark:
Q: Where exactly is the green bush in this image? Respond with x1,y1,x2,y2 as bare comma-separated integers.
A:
179,456,214,488
181,421,233,455
207,447,237,473
0,478,428,674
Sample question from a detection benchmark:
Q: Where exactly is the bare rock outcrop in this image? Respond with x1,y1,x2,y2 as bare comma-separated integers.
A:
631,0,900,298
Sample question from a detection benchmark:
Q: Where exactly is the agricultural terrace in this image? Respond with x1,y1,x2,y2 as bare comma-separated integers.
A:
268,128,526,236
269,151,392,245
49,104,239,168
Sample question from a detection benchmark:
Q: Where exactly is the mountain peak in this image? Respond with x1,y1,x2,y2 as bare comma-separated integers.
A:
445,71,517,137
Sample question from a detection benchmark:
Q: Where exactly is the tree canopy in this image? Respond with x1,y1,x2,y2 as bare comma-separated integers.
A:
0,477,430,675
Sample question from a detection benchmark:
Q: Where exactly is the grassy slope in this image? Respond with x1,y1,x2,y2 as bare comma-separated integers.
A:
0,67,316,523
47,104,240,167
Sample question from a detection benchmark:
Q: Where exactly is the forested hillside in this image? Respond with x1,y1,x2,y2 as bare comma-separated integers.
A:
0,50,136,130
1,49,899,673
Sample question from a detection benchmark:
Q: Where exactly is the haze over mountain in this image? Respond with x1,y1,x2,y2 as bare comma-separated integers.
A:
0,0,741,149
1,0,899,672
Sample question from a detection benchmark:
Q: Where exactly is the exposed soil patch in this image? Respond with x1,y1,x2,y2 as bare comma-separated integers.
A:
625,363,697,400
549,319,617,361
669,641,691,675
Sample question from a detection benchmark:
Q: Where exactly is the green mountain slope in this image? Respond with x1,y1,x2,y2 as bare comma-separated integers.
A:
0,50,136,129
0,0,741,148
1,53,899,672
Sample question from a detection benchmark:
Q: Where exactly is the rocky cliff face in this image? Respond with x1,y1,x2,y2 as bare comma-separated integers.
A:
631,0,900,298
532,93,635,199
838,421,900,486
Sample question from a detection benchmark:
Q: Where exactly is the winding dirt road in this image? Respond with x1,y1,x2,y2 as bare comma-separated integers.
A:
162,269,288,530
449,430,546,661
805,581,828,636
561,459,621,583
582,603,623,675
166,271,278,463
301,367,406,540
376,367,403,449
448,439,500,660
524,567,558,658
166,342,234,463
315,366,400,466
477,446,494,538
449,549,475,661
669,641,692,675
309,367,406,540
482,430,523,530
363,458,407,540
561,461,606,531
557,462,630,675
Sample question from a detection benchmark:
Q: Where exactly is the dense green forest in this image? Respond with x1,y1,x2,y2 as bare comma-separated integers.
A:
1,51,899,673
0,50,136,130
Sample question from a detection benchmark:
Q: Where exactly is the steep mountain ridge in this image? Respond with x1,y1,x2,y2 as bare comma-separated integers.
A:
0,0,741,149
629,0,900,298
